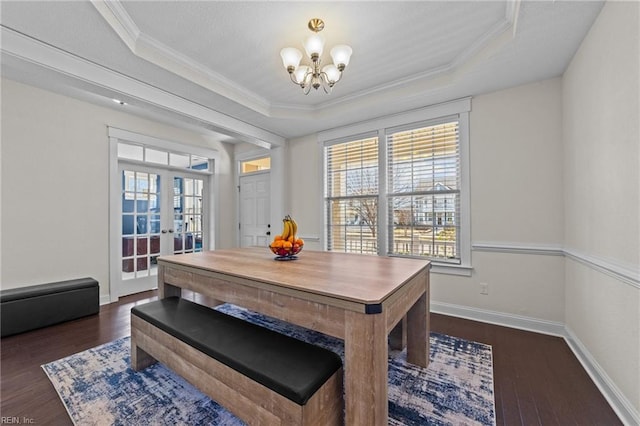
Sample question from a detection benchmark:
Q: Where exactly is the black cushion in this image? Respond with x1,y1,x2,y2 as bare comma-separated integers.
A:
0,278,98,302
1,278,99,337
131,297,342,405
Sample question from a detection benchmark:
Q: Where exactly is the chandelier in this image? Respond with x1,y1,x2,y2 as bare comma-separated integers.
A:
280,18,353,94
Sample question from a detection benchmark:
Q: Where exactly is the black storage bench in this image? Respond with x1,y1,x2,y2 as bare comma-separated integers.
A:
1,277,99,337
131,297,344,425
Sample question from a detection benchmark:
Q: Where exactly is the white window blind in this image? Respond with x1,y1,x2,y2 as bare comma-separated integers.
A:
387,120,461,262
325,137,379,254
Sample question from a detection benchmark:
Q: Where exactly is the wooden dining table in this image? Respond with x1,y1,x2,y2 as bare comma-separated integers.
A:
157,247,431,425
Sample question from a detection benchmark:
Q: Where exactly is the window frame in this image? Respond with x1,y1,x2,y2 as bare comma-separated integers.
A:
320,99,471,275
324,132,380,255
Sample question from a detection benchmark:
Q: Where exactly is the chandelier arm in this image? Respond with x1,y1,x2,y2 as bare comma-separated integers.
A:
319,72,332,94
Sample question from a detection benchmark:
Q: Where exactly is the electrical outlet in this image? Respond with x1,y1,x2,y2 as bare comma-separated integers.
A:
480,282,489,295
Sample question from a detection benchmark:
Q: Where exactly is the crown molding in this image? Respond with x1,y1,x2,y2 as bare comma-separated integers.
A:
0,26,284,148
92,0,519,117
91,0,272,117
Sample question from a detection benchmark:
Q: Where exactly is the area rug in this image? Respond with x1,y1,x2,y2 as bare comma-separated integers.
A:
42,304,495,425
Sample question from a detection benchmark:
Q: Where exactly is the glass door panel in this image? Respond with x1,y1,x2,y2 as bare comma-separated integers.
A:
121,170,161,288
173,176,204,254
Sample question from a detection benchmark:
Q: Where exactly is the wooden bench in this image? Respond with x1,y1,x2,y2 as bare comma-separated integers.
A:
131,297,344,425
1,277,99,337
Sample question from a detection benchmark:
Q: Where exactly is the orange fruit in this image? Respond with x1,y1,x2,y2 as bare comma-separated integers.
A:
274,235,283,241
283,241,293,248
288,236,294,243
295,238,304,246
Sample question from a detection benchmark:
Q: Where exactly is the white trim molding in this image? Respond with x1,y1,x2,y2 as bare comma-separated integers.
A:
472,241,639,289
564,248,640,290
564,326,640,426
472,241,564,256
430,301,639,426
0,26,284,149
431,301,566,336
92,0,518,116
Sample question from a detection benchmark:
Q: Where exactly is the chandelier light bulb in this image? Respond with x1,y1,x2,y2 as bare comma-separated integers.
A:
322,64,340,84
330,45,353,70
280,47,303,72
303,33,325,60
293,65,311,85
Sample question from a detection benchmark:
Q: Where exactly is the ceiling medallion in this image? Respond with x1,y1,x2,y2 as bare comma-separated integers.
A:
280,18,353,95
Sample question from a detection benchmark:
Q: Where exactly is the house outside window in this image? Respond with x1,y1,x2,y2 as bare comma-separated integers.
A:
322,99,471,273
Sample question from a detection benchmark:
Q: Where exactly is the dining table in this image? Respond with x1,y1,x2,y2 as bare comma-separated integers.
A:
157,247,431,425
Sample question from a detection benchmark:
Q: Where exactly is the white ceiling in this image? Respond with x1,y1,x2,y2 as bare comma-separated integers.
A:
0,1,604,146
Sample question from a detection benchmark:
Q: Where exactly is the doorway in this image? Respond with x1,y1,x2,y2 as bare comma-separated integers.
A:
239,171,271,247
118,164,207,296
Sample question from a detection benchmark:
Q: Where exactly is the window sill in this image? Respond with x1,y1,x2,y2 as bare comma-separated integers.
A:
387,254,472,276
430,263,472,276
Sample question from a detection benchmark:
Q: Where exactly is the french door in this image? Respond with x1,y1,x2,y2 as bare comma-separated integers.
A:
118,164,207,296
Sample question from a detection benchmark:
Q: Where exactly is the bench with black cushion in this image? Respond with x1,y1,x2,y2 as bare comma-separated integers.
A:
1,278,99,337
131,297,344,425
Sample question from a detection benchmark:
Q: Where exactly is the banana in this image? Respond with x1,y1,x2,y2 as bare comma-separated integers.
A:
288,216,298,241
281,218,291,240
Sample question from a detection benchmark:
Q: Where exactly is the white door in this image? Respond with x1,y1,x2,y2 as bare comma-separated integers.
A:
118,165,207,296
239,172,271,247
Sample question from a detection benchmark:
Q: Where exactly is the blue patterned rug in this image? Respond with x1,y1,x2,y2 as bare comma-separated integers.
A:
42,304,495,425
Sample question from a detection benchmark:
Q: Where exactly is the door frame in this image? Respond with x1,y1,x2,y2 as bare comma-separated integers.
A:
108,127,219,303
235,146,287,249
238,169,271,248
116,164,209,297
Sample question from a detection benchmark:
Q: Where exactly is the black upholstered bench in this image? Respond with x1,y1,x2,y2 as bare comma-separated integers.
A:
1,278,99,337
131,297,344,425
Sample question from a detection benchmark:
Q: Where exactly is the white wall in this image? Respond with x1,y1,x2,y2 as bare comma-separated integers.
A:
288,78,566,323
562,1,639,421
1,79,236,298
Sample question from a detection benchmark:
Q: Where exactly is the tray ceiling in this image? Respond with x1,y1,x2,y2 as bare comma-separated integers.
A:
1,1,604,145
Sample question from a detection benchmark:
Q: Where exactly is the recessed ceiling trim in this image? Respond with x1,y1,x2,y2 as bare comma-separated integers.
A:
91,0,272,116
0,26,284,148
92,0,520,118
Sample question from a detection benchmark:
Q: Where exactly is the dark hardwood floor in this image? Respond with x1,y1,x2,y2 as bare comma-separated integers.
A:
1,290,621,425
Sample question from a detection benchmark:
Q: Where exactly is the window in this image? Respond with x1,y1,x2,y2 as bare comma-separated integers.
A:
322,100,470,271
240,157,271,174
325,137,379,254
117,142,210,171
387,120,461,263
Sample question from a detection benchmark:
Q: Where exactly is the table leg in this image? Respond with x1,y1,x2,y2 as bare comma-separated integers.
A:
344,310,388,425
158,265,181,299
389,315,407,350
406,291,429,368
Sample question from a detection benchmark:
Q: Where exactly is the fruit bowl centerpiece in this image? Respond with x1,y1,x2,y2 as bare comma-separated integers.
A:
269,215,304,260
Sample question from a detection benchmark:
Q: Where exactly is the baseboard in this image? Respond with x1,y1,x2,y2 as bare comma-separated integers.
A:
430,300,565,336
564,326,640,426
100,294,113,306
431,300,638,425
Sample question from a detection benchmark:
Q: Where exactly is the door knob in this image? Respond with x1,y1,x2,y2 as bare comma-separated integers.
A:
161,229,175,234
266,231,271,236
